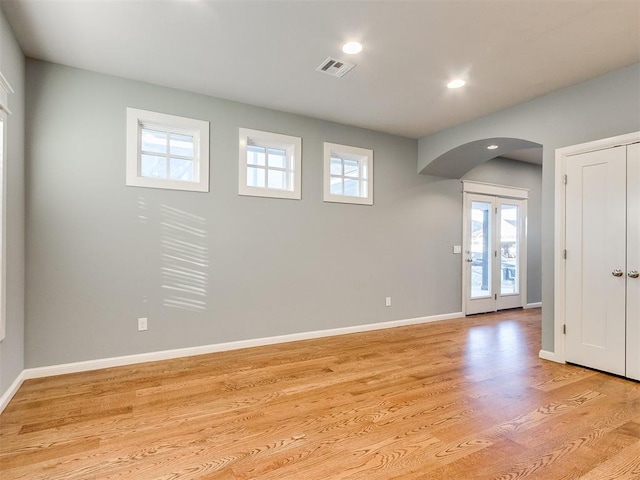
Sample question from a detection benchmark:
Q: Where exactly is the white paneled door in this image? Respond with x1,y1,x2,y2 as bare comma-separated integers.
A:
565,143,640,378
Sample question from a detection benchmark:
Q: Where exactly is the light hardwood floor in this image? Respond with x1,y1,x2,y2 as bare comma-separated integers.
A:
1,308,639,479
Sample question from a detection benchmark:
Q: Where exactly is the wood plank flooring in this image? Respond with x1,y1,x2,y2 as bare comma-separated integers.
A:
1,308,640,479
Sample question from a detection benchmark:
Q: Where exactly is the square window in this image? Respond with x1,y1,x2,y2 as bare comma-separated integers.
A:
126,108,209,192
239,128,301,200
323,143,373,205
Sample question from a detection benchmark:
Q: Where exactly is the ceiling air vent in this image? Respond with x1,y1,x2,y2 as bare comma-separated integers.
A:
316,57,356,78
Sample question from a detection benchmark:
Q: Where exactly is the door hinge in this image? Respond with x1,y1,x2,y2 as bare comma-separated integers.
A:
563,324,567,334
563,249,567,259
563,174,567,185
495,293,497,300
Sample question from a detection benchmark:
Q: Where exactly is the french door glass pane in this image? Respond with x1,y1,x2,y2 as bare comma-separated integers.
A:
471,201,492,298
501,204,519,295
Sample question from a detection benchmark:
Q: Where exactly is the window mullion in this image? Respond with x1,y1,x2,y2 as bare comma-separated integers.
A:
142,151,193,162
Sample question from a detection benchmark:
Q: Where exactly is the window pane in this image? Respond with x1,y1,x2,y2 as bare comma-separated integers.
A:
268,169,286,190
141,128,167,154
169,158,194,181
344,178,360,196
247,145,266,166
169,133,194,158
501,204,519,295
268,148,286,169
141,154,167,178
344,159,359,178
247,167,265,187
330,177,343,195
330,157,342,176
470,201,492,298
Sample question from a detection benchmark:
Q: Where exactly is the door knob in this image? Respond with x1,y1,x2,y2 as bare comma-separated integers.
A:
612,269,624,277
629,270,640,279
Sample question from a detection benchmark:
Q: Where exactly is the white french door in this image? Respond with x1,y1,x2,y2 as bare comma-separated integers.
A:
463,187,528,315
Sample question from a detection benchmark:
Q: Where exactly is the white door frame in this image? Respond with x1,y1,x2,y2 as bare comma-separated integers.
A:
550,131,640,364
462,181,528,315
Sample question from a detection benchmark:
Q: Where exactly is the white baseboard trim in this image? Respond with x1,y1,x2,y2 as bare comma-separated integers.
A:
525,302,542,309
539,349,564,363
0,311,463,413
0,370,26,413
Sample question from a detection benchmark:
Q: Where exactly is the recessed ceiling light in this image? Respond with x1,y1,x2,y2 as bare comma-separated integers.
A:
447,79,466,89
342,42,363,55
487,144,499,150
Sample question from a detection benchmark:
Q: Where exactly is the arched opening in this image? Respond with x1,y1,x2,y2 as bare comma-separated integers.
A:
420,137,542,178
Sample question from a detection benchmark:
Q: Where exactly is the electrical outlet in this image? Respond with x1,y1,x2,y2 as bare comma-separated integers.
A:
385,297,392,307
138,317,148,331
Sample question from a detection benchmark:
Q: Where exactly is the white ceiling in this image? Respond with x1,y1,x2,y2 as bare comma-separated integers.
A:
2,0,639,140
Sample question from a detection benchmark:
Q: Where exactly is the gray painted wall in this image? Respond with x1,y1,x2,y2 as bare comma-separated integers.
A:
25,60,481,368
0,9,25,394
463,157,542,305
418,63,640,351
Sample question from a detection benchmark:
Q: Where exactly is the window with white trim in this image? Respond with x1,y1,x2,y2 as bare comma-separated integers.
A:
238,128,301,200
323,142,373,205
126,108,210,192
